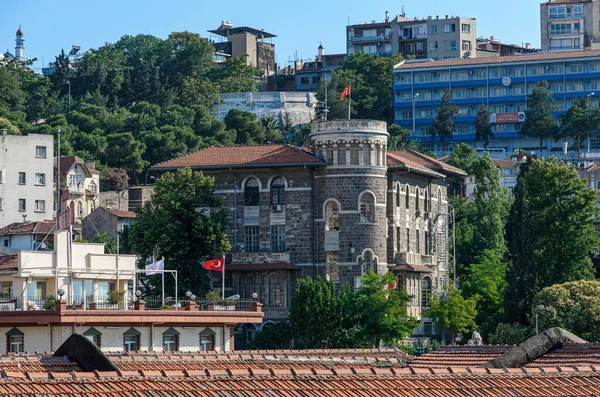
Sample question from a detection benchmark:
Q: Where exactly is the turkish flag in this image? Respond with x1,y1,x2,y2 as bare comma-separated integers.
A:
387,279,397,290
340,84,351,100
203,257,224,272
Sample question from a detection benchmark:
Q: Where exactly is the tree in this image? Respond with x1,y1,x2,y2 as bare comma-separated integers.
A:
431,89,458,142
505,158,599,324
474,104,493,149
352,272,418,347
488,323,531,345
249,322,294,349
128,168,231,296
427,284,478,342
520,81,557,153
387,124,410,149
534,280,600,341
91,232,117,254
287,276,360,348
558,98,600,163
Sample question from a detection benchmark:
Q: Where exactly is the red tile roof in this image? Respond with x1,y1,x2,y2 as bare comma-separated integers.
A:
0,256,18,272
226,262,300,272
410,345,511,368
394,50,600,70
105,209,137,219
493,159,517,169
387,149,466,177
56,156,84,176
0,221,56,235
527,343,600,367
151,145,322,170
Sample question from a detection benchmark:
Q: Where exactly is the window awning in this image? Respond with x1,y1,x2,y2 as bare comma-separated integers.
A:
5,327,23,336
83,327,102,336
162,327,180,336
123,327,141,336
200,328,216,337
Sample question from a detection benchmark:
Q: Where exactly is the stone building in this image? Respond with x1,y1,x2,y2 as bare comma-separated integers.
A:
151,120,464,338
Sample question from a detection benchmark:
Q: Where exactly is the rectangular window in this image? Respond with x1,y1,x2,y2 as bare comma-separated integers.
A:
415,230,420,254
415,73,431,83
492,87,506,97
300,77,309,84
18,172,26,185
428,41,438,51
18,199,26,212
473,88,487,97
452,71,468,81
0,171,3,184
0,198,3,211
35,146,47,158
395,73,412,84
200,335,215,351
0,282,10,299
568,64,584,74
511,86,526,96
436,72,449,82
34,200,45,213
405,228,410,252
124,335,138,352
568,82,584,92
462,40,472,51
461,24,470,33
419,109,432,118
8,335,24,353
35,173,45,185
245,226,260,252
443,23,456,33
270,225,286,252
547,64,564,74
452,89,469,99
450,40,457,51
396,226,401,251
163,335,178,352
430,25,438,34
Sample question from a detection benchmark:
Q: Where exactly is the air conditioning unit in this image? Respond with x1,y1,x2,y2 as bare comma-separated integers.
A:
271,205,283,212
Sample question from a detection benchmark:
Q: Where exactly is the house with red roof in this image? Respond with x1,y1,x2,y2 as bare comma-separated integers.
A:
82,207,136,242
151,120,465,344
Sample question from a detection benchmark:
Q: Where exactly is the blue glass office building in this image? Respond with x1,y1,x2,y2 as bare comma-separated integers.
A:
393,50,600,157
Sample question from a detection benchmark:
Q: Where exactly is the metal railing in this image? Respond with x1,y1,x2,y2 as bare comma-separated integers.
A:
141,296,256,311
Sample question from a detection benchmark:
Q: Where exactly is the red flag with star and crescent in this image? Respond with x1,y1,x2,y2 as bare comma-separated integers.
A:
203,257,224,272
340,84,351,100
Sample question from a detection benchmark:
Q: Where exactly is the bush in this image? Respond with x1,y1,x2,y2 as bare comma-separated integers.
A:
250,322,294,349
488,323,531,345
44,295,56,310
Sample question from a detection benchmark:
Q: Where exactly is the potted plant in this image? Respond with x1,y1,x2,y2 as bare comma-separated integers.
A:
44,295,56,310
107,290,126,309
205,290,221,311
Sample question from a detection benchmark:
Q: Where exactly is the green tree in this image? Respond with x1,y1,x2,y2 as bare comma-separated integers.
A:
431,89,458,142
427,284,478,342
250,322,294,349
488,323,531,345
223,109,273,145
534,280,600,341
91,232,117,254
288,276,360,348
387,124,410,149
102,132,148,182
520,81,557,153
505,158,599,324
558,98,600,162
352,272,418,347
128,168,230,296
474,104,493,149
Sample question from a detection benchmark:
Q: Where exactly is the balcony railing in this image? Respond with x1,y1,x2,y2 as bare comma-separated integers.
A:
549,29,581,36
396,252,434,266
351,34,388,43
324,230,340,251
68,185,85,195
549,46,582,51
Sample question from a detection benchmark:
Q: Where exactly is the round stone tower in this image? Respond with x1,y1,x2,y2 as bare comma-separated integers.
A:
310,120,389,286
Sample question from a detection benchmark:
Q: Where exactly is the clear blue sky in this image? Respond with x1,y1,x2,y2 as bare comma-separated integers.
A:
2,0,541,73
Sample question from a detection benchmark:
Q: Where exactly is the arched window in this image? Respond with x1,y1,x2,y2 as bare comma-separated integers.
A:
421,276,432,308
267,273,283,307
271,177,286,205
362,250,376,274
415,188,420,213
396,185,401,208
6,328,24,353
424,189,429,213
325,201,340,231
405,185,410,209
359,193,375,223
77,201,84,217
244,178,260,206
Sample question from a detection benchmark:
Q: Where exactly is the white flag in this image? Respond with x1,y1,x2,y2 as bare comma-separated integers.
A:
145,258,164,275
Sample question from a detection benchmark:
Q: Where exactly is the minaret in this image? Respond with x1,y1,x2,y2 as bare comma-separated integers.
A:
317,42,324,61
15,26,24,61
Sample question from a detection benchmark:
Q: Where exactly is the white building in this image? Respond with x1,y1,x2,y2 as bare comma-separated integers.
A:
0,133,54,227
0,220,55,251
3,26,25,61
463,158,521,198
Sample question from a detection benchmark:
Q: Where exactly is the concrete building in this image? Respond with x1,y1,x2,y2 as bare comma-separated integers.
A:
461,159,521,198
540,0,600,52
393,50,600,157
3,26,25,61
0,221,55,251
0,229,263,353
151,120,465,338
82,207,136,242
0,133,54,227
346,12,477,60
208,21,276,77
476,36,539,57
55,156,100,237
295,44,346,92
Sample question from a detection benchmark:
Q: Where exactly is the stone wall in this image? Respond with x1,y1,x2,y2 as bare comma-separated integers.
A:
99,190,129,211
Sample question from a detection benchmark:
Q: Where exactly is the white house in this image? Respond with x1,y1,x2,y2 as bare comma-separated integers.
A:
0,132,54,227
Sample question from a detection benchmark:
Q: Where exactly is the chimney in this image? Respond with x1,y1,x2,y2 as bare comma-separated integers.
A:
525,43,531,49
385,11,389,23
445,15,448,19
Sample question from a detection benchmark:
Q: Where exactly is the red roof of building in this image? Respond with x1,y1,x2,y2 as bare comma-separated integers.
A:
387,149,466,177
0,221,56,235
394,50,600,70
410,345,512,368
493,159,517,169
0,256,18,272
105,209,137,219
151,145,322,170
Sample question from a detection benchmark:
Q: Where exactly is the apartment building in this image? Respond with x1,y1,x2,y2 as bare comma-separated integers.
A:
393,50,600,157
540,0,600,52
0,133,54,227
295,43,346,91
346,12,477,60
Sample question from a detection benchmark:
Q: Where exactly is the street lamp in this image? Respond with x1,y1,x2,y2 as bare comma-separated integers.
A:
412,93,419,138
252,292,258,302
535,304,545,335
135,290,142,301
57,288,65,301
185,290,192,300
587,92,595,154
66,80,71,113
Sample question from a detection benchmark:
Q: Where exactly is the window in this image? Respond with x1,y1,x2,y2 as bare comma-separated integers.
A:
424,321,433,336
473,87,486,97
396,226,401,251
428,41,438,51
270,177,285,205
450,40,457,51
77,201,83,217
443,23,456,33
162,328,180,352
0,282,10,299
270,225,286,252
245,226,260,252
83,328,102,348
6,329,24,353
405,228,410,252
419,109,432,118
18,199,26,212
123,328,141,352
267,274,283,307
311,76,319,84
430,25,438,34
89,181,97,193
415,188,420,213
416,230,420,254
360,193,375,223
200,328,216,351
461,24,470,33
34,173,45,186
34,200,45,213
325,201,340,230
300,77,309,85
550,23,572,35
462,40,471,51
244,178,260,206
18,172,26,185
0,198,3,211
361,250,375,274
547,64,564,74
35,146,47,158
0,171,3,184
421,276,432,308
405,185,410,209
458,107,469,116
424,190,429,213
452,89,469,98
568,64,584,74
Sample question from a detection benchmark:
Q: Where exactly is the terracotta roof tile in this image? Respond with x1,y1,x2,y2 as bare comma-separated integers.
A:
0,256,18,272
394,50,600,70
105,209,137,219
152,145,322,170
0,221,56,235
387,149,466,177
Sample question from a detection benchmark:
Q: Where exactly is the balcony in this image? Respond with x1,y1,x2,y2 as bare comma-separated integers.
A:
549,29,581,36
549,46,582,51
68,185,85,195
351,34,389,43
396,252,434,266
270,206,286,225
324,230,339,251
243,206,260,225
232,251,290,264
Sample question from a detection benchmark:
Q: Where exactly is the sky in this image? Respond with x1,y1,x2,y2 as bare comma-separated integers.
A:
2,0,542,73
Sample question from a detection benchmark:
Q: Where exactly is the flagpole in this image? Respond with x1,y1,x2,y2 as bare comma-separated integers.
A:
348,85,351,120
222,255,225,300
162,263,165,306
